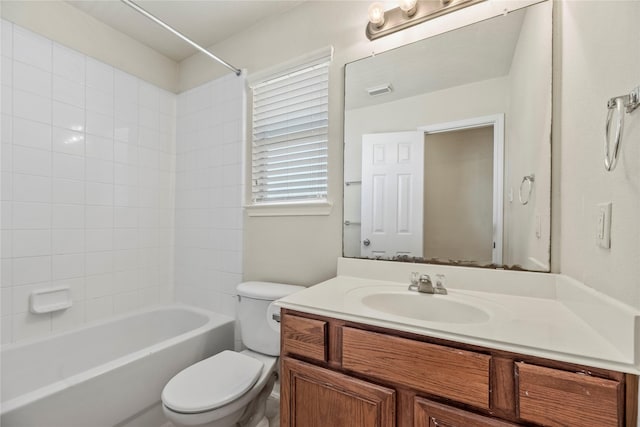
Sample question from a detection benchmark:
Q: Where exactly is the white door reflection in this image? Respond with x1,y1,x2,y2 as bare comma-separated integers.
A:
361,131,424,258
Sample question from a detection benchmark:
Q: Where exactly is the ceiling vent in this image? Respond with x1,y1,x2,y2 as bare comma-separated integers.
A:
366,84,393,96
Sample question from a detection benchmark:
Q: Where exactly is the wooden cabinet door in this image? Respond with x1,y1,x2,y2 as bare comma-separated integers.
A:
414,397,519,427
281,357,395,427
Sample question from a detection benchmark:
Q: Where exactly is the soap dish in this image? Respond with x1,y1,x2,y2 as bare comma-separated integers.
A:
30,287,73,314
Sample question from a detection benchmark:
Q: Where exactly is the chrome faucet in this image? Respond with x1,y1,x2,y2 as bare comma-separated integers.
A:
409,272,447,295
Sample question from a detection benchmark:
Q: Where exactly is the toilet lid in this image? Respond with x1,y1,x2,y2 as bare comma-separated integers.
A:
162,350,264,414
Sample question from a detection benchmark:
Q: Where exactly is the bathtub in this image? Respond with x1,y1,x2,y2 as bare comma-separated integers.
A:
1,305,235,427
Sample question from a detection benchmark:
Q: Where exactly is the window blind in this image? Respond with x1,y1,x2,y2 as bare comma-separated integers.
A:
251,55,330,204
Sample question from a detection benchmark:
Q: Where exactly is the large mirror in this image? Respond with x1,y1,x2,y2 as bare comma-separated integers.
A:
343,1,552,271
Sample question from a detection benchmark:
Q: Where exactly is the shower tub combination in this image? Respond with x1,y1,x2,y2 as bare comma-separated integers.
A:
1,305,235,427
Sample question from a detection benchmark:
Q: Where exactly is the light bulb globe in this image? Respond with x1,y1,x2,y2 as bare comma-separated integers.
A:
398,0,417,16
368,2,386,27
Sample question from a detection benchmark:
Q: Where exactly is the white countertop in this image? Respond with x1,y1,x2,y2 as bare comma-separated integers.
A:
275,258,640,375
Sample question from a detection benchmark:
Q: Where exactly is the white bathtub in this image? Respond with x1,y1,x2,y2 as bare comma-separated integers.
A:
1,305,235,427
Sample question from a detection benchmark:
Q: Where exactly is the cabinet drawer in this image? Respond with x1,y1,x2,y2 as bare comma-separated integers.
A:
414,397,519,427
516,362,622,427
282,314,327,362
342,327,491,409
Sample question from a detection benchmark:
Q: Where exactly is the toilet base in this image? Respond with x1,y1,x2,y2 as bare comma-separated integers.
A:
163,373,277,427
238,373,276,427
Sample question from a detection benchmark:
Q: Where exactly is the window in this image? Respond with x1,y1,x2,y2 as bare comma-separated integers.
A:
250,49,332,206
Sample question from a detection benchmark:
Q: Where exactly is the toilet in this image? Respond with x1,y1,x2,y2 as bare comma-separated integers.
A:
161,282,305,427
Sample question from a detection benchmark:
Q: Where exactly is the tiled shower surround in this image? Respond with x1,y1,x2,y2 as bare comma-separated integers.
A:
0,20,246,344
173,76,245,321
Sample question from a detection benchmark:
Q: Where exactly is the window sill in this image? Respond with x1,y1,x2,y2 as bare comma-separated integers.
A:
245,201,333,217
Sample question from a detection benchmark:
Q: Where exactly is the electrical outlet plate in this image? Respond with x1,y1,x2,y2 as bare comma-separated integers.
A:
596,202,612,248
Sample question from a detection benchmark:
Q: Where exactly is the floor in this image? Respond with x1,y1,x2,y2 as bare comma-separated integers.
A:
266,393,280,427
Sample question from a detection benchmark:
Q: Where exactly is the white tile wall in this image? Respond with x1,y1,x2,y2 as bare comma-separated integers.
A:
173,74,245,341
0,20,176,344
0,20,246,345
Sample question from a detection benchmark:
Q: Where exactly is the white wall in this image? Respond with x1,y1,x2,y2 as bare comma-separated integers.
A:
178,0,639,313
178,0,540,287
3,0,637,322
424,127,494,263
1,1,178,92
555,1,640,309
0,21,176,343
504,2,552,270
173,74,245,324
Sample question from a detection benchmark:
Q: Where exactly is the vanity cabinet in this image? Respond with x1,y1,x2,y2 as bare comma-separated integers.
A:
280,310,638,427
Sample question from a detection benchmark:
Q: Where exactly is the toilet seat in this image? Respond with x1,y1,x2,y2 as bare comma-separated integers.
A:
162,350,264,414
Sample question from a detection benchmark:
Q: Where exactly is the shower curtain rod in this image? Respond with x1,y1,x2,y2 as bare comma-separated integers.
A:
120,0,242,76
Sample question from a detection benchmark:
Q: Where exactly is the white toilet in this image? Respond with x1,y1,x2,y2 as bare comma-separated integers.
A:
161,281,305,427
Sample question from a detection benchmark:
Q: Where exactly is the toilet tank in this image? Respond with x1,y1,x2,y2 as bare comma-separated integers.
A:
236,281,305,356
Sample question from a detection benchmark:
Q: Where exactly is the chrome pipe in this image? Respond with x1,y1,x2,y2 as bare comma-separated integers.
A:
120,0,242,76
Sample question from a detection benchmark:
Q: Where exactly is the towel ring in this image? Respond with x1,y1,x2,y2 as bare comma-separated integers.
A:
604,97,624,171
604,86,639,172
518,174,535,205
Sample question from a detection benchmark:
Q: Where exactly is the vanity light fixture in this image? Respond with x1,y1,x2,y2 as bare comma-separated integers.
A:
366,0,487,41
366,84,393,96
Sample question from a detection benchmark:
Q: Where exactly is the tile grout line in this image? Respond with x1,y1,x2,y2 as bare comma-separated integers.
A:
7,21,15,343
82,51,88,324
48,36,53,332
111,66,116,315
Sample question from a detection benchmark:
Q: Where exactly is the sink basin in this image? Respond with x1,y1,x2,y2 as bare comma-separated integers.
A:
361,292,490,324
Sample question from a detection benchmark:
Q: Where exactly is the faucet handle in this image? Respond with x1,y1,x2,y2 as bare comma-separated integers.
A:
409,272,420,291
434,274,447,294
410,272,420,284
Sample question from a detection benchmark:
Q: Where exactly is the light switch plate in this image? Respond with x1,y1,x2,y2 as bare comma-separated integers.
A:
596,202,612,248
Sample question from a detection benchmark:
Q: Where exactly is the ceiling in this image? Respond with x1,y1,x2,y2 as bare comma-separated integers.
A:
67,0,305,62
345,8,526,110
